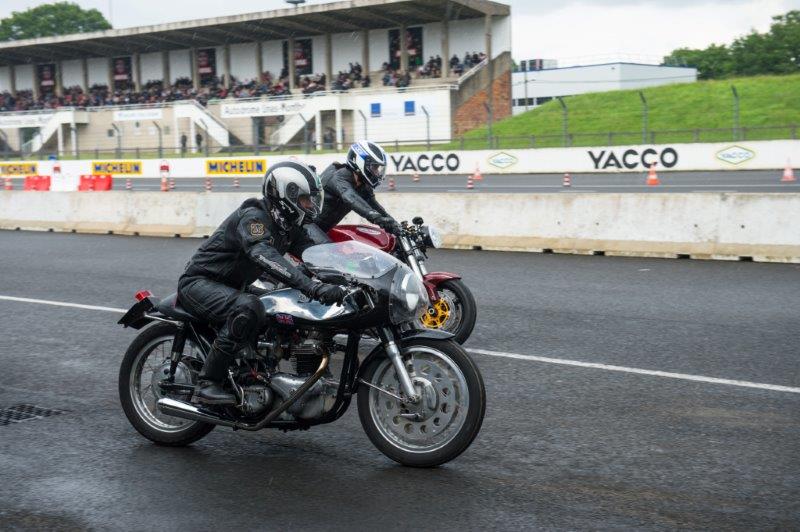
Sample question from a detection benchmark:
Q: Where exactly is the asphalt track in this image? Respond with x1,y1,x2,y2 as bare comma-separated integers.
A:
1,230,799,530
6,169,799,193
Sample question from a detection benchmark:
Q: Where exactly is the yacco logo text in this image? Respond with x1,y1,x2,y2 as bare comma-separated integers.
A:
92,161,142,175
715,145,755,165
389,153,460,173
587,147,678,170
206,159,266,175
0,162,37,175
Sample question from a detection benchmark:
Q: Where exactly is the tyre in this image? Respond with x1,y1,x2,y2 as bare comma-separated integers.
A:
357,338,486,467
118,322,215,446
419,279,477,344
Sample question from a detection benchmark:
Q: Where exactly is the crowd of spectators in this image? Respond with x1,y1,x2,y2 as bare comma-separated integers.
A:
0,54,485,112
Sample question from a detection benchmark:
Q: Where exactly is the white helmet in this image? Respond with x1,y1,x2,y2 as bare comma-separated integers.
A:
346,140,387,188
262,161,322,226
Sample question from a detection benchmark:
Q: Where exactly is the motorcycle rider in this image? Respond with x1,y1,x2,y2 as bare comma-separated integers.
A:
315,140,402,235
177,161,347,405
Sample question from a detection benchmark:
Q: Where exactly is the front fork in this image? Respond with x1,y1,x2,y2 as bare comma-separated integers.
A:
377,327,420,403
398,235,438,302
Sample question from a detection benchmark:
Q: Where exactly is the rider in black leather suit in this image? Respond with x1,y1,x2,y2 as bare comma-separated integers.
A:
178,161,346,405
315,140,402,235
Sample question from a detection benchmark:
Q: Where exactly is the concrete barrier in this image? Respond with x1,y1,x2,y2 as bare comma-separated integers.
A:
1,191,798,262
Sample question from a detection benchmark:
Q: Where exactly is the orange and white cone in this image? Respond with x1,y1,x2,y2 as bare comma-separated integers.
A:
3,177,12,190
472,163,483,181
466,175,474,190
160,176,169,192
205,177,213,192
169,178,175,190
781,159,796,182
646,163,660,186
388,177,396,191
125,178,132,191
233,177,240,189
563,173,572,187
412,173,420,182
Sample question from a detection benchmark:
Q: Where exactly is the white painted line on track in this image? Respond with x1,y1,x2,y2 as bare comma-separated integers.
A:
0,295,126,313
469,348,800,394
2,294,799,395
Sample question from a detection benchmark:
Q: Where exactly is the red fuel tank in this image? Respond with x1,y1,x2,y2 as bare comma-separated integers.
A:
328,225,396,253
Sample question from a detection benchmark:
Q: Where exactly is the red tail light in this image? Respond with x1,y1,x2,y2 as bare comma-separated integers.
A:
135,290,153,302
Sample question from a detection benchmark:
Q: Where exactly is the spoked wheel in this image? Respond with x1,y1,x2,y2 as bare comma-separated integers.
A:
419,280,477,344
358,338,485,467
119,322,215,446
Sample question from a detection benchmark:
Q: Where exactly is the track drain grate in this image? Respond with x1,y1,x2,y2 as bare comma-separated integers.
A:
0,404,66,426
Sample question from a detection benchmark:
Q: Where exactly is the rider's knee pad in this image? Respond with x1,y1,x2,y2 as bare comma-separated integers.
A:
227,297,266,341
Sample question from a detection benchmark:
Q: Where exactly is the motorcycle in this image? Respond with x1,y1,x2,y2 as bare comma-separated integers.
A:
118,241,486,467
327,217,477,344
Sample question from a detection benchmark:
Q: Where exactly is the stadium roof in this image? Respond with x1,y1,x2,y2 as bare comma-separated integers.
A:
0,0,510,66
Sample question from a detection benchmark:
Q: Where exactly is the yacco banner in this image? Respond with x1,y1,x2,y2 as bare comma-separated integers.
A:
112,108,164,121
219,100,308,118
0,162,38,176
92,161,143,175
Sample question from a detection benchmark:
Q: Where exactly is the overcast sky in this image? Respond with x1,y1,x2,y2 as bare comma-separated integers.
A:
2,0,800,61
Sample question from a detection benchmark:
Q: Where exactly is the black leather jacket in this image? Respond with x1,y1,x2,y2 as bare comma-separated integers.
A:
182,197,318,293
316,163,390,231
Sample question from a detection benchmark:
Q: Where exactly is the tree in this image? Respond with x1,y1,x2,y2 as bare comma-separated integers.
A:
0,2,111,42
663,10,800,79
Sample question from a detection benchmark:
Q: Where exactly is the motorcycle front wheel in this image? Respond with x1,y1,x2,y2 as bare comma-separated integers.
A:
357,338,486,467
420,280,477,344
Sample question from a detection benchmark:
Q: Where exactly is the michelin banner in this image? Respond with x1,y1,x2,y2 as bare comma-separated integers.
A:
8,140,798,180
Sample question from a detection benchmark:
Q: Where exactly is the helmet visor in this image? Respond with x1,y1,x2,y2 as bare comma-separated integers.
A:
297,190,322,219
367,161,386,181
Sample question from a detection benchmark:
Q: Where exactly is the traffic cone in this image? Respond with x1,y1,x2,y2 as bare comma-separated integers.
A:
233,177,240,189
472,163,483,181
412,173,420,183
169,178,175,190
3,177,12,190
205,177,212,192
160,176,168,192
646,163,660,186
563,173,572,187
388,177,396,191
125,178,132,191
466,174,474,190
781,160,796,182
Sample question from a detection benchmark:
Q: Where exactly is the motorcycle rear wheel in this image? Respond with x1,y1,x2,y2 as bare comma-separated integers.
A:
357,338,485,467
119,322,215,446
420,279,477,344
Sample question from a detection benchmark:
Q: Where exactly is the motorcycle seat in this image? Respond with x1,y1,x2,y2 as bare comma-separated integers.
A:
156,293,199,322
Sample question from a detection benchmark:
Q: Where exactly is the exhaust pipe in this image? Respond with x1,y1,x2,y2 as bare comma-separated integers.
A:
157,397,238,428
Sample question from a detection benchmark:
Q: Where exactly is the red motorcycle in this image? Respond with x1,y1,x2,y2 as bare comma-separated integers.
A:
327,217,476,344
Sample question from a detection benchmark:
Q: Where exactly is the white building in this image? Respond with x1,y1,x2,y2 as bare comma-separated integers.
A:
512,62,697,115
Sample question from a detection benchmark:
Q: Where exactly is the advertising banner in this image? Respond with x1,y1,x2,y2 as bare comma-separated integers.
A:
0,113,54,128
219,100,308,118
92,161,142,175
0,162,38,176
283,39,313,78
197,48,217,83
37,64,56,94
112,57,132,88
112,109,164,121
206,159,267,175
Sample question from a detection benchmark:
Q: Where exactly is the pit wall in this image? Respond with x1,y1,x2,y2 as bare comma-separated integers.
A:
0,140,796,186
1,191,798,263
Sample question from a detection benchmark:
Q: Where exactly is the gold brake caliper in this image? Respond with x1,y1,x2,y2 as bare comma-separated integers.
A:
420,298,451,329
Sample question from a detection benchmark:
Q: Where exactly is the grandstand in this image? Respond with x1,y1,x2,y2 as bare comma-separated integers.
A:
0,0,511,158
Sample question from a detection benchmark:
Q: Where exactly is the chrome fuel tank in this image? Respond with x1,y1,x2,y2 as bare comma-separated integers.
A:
259,288,354,324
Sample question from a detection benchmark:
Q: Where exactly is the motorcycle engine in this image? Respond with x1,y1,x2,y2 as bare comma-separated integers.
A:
240,385,273,417
267,334,338,420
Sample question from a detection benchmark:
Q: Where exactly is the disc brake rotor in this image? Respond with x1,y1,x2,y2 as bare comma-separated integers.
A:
420,297,451,329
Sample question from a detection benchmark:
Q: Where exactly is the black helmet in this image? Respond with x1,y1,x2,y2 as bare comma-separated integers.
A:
346,140,388,188
262,161,322,227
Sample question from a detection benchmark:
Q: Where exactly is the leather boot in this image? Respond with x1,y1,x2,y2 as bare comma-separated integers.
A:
195,343,236,405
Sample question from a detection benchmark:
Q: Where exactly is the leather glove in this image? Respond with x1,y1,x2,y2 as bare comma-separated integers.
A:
376,216,402,235
311,283,348,306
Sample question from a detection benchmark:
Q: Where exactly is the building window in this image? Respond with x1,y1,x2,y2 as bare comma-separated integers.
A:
404,100,415,116
370,103,381,117
536,97,552,105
